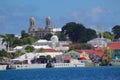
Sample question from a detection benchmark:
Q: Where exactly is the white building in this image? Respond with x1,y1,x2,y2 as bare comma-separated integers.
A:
87,38,111,48
12,35,70,62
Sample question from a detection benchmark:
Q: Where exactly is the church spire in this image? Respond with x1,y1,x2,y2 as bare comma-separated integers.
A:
46,16,52,29
28,17,37,34
45,16,52,33
30,17,35,27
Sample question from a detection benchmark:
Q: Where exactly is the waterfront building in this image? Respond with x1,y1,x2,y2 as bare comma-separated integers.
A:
108,42,120,60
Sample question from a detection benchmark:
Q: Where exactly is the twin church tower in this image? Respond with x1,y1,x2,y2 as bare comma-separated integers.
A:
28,16,53,38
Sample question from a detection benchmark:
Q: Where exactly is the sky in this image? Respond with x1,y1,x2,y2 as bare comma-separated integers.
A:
0,0,120,35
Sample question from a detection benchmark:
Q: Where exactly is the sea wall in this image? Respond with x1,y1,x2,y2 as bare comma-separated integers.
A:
0,65,6,70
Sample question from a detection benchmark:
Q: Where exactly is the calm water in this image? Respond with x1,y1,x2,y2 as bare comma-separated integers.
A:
0,66,120,80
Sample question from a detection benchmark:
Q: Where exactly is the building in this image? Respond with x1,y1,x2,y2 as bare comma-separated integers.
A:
109,42,120,57
28,16,53,38
87,38,111,48
11,35,70,63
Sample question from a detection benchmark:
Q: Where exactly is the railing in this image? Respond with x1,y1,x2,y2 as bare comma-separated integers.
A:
0,62,85,70
13,63,85,69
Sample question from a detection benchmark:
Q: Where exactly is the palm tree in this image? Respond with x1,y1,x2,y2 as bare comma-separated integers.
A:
1,34,15,51
14,50,25,58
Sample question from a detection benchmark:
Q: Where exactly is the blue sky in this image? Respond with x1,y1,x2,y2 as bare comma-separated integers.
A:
0,0,120,35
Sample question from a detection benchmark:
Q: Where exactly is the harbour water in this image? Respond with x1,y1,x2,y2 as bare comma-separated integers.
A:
0,66,120,80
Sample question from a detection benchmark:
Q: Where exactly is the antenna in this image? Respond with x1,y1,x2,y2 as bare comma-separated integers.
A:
96,25,104,48
96,25,104,38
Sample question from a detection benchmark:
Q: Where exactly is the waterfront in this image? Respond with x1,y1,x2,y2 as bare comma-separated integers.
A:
0,66,120,80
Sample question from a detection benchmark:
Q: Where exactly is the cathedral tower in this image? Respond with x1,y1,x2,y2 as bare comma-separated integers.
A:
28,17,37,35
45,16,52,33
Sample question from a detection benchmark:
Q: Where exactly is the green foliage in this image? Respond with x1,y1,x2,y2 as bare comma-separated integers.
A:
77,44,94,49
112,25,120,35
46,55,51,60
21,30,38,45
36,48,45,52
21,30,29,39
69,46,76,51
62,22,97,43
85,28,97,42
112,25,120,39
1,34,15,49
69,43,94,50
14,50,25,58
43,33,53,40
103,31,114,40
25,45,35,53
13,38,23,47
0,49,9,57
57,32,67,41
1,30,39,48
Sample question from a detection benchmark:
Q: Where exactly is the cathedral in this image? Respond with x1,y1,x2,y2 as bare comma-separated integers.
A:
28,16,53,38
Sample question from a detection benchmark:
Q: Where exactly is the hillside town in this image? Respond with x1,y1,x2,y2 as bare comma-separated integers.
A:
0,16,120,70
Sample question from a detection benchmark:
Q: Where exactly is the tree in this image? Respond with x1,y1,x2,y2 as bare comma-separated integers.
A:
58,32,68,41
25,45,35,53
14,50,25,58
103,31,114,40
46,55,51,60
13,38,23,47
85,28,97,42
69,43,94,51
21,30,29,39
112,25,120,39
1,34,15,50
43,33,53,40
62,22,97,43
0,49,9,58
62,22,85,42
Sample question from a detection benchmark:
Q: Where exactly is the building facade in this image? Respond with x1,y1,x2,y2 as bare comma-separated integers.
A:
28,16,53,38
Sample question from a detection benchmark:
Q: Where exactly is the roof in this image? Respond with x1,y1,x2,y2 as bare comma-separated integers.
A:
74,49,104,57
63,43,80,47
110,42,120,49
44,49,58,52
53,28,61,32
37,39,48,43
14,46,23,49
33,45,51,49
87,38,111,43
75,49,96,54
64,55,71,60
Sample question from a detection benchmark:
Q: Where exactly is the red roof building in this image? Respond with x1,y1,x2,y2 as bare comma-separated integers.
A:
75,49,96,54
75,49,104,57
109,42,120,50
44,49,58,52
64,55,71,60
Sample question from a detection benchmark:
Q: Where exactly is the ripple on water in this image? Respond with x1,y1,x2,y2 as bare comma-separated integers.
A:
0,66,120,80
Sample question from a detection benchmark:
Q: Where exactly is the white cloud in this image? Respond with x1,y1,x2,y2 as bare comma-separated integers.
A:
68,6,105,22
86,6,105,22
91,6,104,14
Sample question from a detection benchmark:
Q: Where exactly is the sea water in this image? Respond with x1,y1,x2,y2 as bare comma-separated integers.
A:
0,66,120,80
